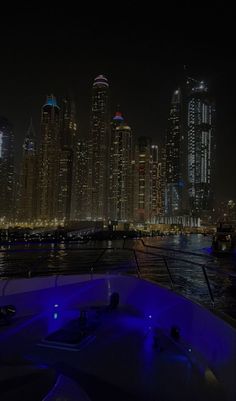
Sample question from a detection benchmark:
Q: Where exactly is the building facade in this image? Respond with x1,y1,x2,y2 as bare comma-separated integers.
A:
88,75,110,221
134,136,152,223
57,98,78,221
186,79,216,215
37,95,61,221
18,120,37,222
150,145,159,222
164,77,216,218
0,117,15,222
71,139,90,220
109,111,133,222
165,89,183,215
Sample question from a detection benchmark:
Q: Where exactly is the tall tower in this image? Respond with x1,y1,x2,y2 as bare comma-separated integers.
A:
0,117,15,222
150,145,159,222
186,79,216,216
134,136,152,223
88,75,110,221
72,139,89,220
58,97,78,221
165,89,183,215
109,111,133,222
38,95,60,222
18,120,37,222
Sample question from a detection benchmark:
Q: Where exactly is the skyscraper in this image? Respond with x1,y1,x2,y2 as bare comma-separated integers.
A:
186,79,216,215
18,120,37,222
164,77,216,218
0,117,15,222
38,95,60,221
134,136,152,223
109,111,133,222
165,89,183,215
71,139,89,220
88,75,110,221
150,145,159,222
57,98,78,221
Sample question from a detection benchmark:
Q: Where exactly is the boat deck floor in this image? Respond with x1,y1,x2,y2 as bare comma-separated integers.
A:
0,305,226,401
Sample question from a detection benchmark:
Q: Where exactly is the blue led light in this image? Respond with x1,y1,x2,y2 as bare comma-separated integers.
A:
53,312,58,320
54,304,59,308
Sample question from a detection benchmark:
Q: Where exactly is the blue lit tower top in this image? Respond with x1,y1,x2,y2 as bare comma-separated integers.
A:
93,75,109,88
43,94,60,108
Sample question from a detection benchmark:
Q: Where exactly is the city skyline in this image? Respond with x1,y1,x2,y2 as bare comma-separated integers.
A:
0,73,218,225
0,3,235,201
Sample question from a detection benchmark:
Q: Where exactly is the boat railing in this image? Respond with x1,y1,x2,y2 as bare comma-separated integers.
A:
0,240,235,322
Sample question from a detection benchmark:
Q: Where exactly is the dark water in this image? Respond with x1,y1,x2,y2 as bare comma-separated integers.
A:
0,234,236,321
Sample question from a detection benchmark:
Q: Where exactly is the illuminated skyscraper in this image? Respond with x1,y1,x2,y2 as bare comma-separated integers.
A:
165,89,183,215
109,111,133,221
88,75,110,220
72,139,89,220
164,77,216,218
38,95,60,221
150,145,159,221
134,136,152,223
18,120,37,222
57,98,78,221
186,79,216,215
0,117,15,221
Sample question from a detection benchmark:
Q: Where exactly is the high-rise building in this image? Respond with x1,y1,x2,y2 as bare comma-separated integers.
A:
165,89,183,215
150,145,159,222
159,146,167,216
71,139,90,220
164,77,216,218
18,120,37,222
134,136,152,223
109,111,133,222
57,98,78,221
88,75,110,221
186,79,216,215
38,95,60,221
0,117,15,222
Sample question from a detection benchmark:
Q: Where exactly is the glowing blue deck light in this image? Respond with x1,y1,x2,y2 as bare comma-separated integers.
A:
53,312,58,320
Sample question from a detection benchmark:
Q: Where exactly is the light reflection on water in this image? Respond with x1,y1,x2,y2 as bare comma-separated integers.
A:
0,235,236,319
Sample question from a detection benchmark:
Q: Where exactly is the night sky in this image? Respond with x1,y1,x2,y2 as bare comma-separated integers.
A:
0,2,235,200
